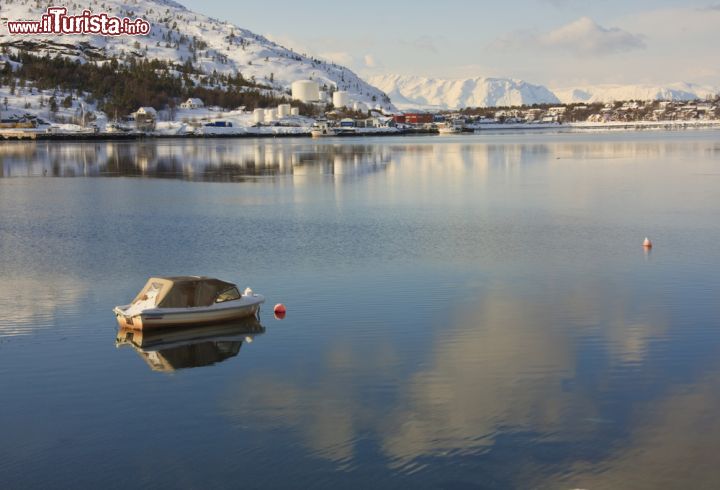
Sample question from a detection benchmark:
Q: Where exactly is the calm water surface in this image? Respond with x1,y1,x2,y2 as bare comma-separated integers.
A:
1,132,719,489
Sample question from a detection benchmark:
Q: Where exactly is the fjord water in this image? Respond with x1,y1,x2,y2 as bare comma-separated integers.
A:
1,132,719,489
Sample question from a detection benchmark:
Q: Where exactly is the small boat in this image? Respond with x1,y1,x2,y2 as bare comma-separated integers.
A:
438,120,464,134
311,120,337,137
104,122,128,133
113,276,265,330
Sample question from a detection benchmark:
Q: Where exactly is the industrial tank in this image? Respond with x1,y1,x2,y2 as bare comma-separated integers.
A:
277,104,291,117
291,80,320,103
332,91,351,108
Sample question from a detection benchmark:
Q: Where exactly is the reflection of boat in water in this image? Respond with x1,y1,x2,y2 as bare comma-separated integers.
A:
113,276,264,330
116,318,266,372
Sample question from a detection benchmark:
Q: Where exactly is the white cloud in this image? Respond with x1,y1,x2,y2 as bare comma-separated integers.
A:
316,51,382,73
317,51,355,67
540,17,645,55
497,17,645,57
363,54,379,68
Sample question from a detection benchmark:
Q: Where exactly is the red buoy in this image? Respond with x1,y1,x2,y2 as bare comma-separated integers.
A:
643,237,653,249
274,303,286,319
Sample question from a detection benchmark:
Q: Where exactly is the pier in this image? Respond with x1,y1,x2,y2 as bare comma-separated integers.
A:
0,130,39,140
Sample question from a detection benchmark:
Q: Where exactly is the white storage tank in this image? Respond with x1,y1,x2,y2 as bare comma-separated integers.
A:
253,108,265,123
333,91,351,108
291,80,320,103
290,107,300,116
264,108,277,121
353,101,368,113
277,104,291,117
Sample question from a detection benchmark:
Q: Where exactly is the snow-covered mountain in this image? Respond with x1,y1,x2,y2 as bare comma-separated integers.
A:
552,83,718,104
369,74,718,110
0,0,394,111
367,74,560,110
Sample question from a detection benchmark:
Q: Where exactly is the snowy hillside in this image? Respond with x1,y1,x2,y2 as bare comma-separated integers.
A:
552,83,719,104
0,0,394,111
367,74,560,110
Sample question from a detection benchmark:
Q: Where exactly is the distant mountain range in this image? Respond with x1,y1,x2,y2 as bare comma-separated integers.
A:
552,83,718,104
368,75,719,110
367,75,560,110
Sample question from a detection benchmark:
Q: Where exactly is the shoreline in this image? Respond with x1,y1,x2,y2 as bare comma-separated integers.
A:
474,120,720,131
0,128,437,141
1,121,719,141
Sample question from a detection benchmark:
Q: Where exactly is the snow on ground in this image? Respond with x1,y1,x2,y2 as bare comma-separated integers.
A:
0,83,102,125
0,0,395,112
0,76,316,134
155,107,315,135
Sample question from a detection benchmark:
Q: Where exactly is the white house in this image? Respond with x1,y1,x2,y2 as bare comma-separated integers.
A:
135,107,157,118
134,107,157,131
180,98,204,110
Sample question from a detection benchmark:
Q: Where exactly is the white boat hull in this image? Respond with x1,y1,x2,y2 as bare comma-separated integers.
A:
113,294,265,330
438,127,463,134
311,129,337,137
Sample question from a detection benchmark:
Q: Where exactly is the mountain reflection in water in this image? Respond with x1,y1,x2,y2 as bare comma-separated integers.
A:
0,139,391,181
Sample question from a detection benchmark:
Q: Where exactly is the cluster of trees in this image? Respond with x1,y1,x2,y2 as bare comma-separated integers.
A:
324,106,371,120
457,103,576,118
0,51,315,117
451,98,720,123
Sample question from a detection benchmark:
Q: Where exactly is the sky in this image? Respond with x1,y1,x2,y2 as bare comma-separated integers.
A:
180,0,720,88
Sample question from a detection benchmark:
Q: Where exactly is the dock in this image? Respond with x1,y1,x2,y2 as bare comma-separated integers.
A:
0,130,40,140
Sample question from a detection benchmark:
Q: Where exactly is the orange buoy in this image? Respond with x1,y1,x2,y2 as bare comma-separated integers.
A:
274,303,286,319
643,237,653,249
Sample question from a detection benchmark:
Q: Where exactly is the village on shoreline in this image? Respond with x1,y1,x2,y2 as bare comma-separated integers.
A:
2,94,719,141
2,75,720,141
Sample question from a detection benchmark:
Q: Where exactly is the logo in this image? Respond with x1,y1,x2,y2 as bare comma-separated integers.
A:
5,7,151,36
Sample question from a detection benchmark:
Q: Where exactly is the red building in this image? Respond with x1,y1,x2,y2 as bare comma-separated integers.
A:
393,113,433,125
